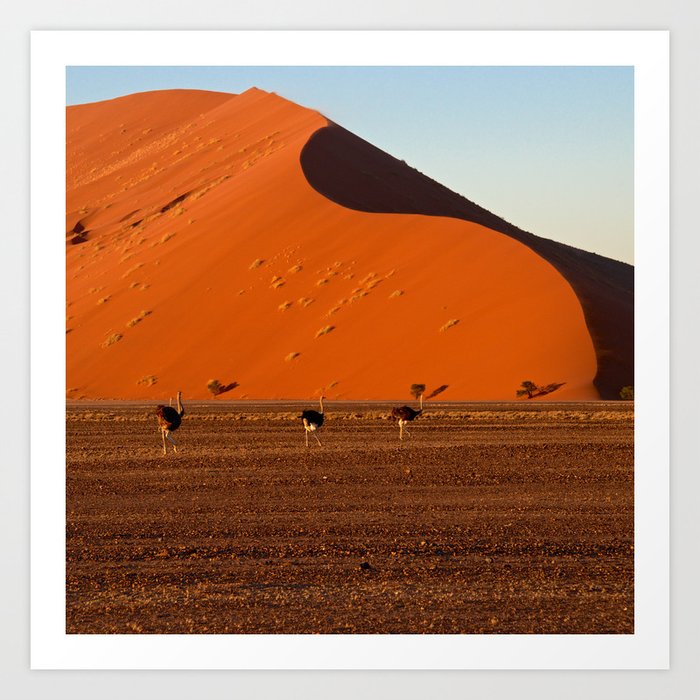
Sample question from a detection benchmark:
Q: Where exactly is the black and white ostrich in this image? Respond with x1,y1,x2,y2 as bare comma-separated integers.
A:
391,393,423,440
155,390,184,454
301,395,325,447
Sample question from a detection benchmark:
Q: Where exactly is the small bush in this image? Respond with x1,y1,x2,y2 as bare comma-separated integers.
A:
102,333,122,348
315,325,335,338
126,310,152,327
516,380,565,399
620,386,634,400
137,375,158,386
207,379,223,396
207,379,239,397
410,383,426,399
440,319,460,332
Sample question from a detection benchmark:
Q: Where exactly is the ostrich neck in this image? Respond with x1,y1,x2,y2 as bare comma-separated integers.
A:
177,392,184,416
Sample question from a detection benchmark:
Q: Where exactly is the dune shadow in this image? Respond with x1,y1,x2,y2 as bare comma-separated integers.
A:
300,124,633,399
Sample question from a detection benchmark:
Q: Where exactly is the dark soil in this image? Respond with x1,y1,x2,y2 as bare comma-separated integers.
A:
66,401,634,634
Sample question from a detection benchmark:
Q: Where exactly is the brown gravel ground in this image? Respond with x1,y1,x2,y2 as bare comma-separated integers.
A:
66,401,634,634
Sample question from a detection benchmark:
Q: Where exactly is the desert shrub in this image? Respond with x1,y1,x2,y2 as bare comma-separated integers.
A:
101,333,122,348
410,383,426,399
440,319,460,332
516,380,565,399
516,380,539,399
315,325,335,338
207,379,239,397
126,310,152,327
137,375,158,386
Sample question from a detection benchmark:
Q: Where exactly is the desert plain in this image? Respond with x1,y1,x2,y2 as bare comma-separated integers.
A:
66,400,633,634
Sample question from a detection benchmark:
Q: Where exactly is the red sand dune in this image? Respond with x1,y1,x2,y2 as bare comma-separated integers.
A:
66,88,629,401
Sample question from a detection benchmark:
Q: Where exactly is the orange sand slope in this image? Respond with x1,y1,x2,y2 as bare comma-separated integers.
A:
67,88,603,401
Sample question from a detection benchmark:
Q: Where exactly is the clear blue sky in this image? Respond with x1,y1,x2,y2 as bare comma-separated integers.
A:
67,66,634,264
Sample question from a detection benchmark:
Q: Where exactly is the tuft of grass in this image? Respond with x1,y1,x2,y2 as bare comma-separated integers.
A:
288,264,303,274
126,310,152,328
161,232,176,243
298,297,314,307
389,289,404,299
278,301,292,311
440,319,460,332
121,263,144,279
137,375,158,386
97,296,111,305
315,325,335,338
316,278,329,286
249,258,265,270
207,379,239,397
285,352,300,362
101,333,123,348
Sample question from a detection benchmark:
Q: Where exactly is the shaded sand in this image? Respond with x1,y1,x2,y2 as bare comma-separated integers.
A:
67,88,600,400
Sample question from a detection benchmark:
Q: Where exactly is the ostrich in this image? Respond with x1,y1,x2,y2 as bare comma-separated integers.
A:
155,390,184,454
391,393,423,440
301,395,325,447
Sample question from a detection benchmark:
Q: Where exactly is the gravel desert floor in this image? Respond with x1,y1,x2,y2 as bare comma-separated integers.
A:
66,401,634,634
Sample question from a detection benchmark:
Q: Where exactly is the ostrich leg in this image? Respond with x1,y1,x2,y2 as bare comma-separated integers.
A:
167,431,178,453
305,428,309,447
161,429,167,455
313,431,322,446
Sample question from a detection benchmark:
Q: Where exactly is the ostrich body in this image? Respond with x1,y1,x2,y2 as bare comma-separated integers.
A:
391,394,423,440
156,390,184,454
301,396,325,447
